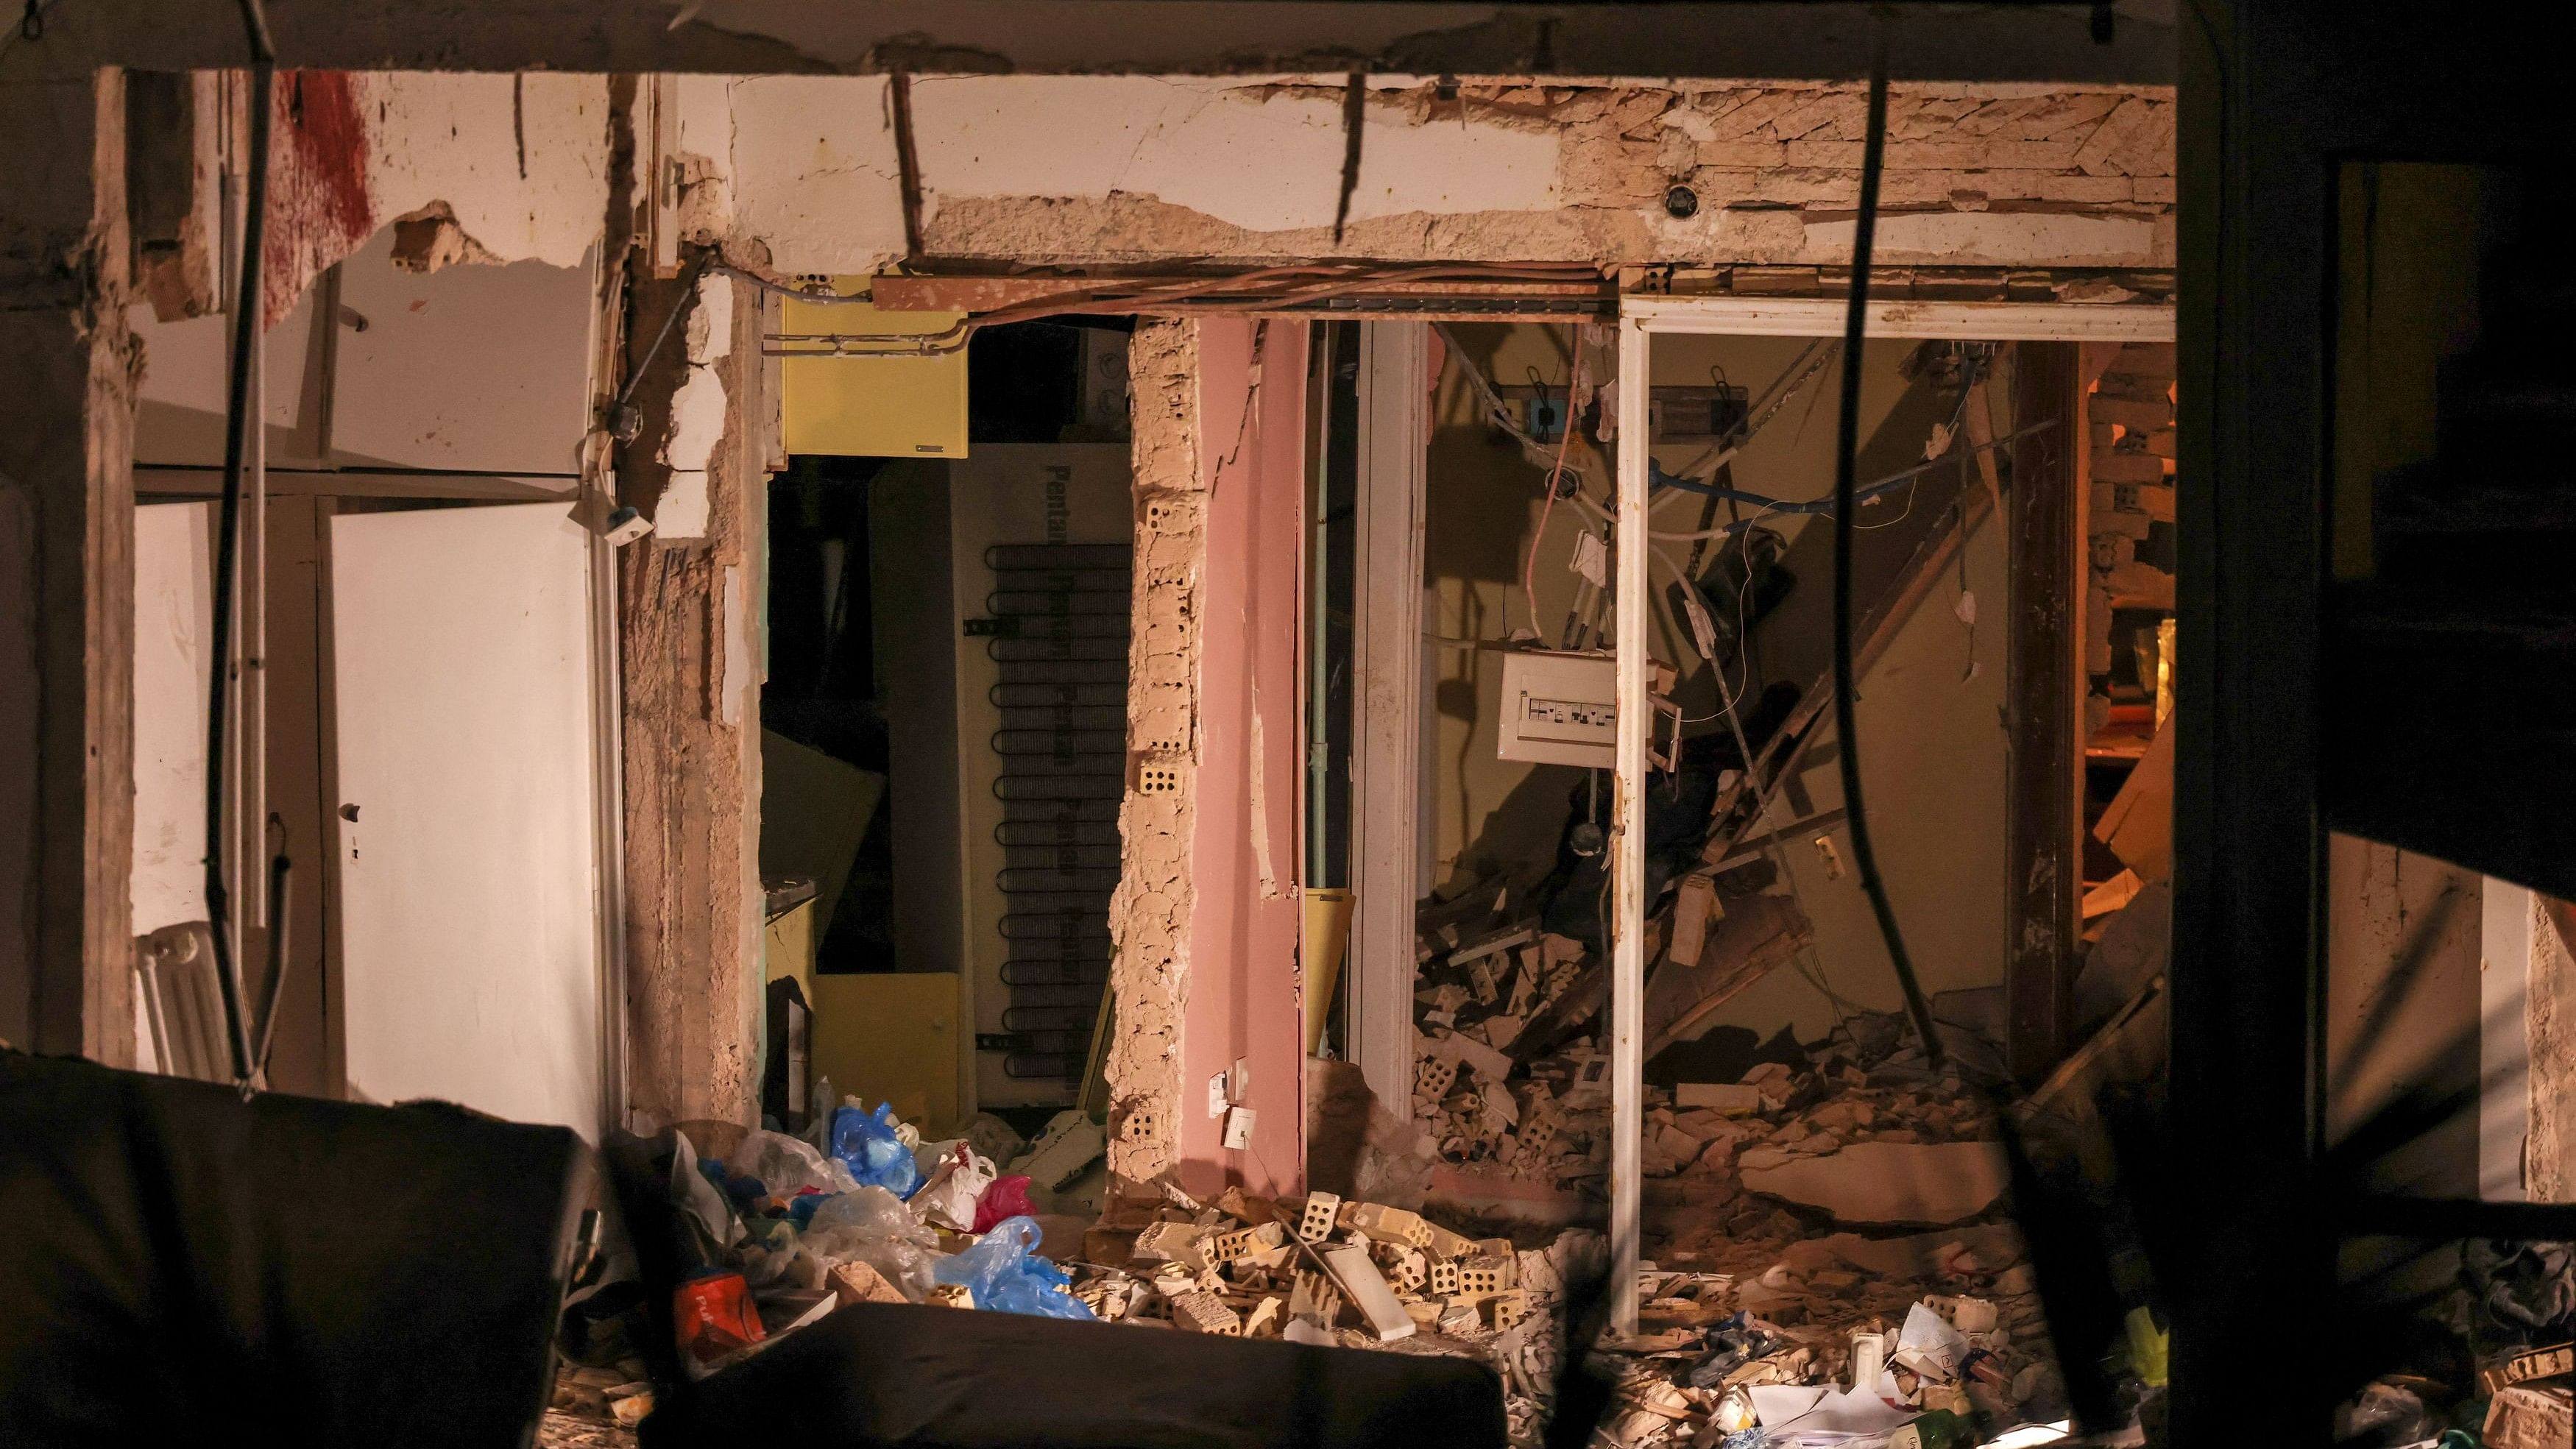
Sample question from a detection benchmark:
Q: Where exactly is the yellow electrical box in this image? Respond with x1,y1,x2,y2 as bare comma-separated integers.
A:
810,971,963,1136
779,277,969,458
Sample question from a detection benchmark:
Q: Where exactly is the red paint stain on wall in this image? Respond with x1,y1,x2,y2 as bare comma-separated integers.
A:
263,70,376,328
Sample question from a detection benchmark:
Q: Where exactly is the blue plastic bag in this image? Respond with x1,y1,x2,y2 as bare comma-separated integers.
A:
932,1216,1094,1319
829,1103,924,1199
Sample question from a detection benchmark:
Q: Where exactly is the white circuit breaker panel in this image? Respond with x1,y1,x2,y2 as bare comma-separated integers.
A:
1498,648,1620,766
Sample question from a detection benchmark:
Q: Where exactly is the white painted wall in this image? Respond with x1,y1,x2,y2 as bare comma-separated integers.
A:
330,503,603,1136
132,502,214,935
130,227,597,476
2483,877,2533,1200
364,72,609,271
331,229,599,475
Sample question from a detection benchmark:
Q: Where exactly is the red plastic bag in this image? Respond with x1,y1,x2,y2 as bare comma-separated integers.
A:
674,1270,766,1365
971,1175,1036,1234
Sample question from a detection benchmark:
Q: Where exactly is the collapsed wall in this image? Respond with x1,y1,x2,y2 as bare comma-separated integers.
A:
1103,319,1204,1187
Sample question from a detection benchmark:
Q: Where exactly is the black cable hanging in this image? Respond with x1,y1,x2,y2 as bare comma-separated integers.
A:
1829,36,1947,1073
205,0,279,1094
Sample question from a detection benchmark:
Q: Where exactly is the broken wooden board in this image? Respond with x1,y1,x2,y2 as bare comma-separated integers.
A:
1740,1140,2009,1226
826,1259,909,1306
1643,895,1814,1056
2094,715,2172,882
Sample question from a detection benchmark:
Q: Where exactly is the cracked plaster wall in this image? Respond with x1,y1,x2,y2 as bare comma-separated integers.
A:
261,70,610,324
676,74,2173,282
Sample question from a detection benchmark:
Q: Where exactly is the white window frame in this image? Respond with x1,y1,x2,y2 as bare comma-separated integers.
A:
1606,295,2176,1332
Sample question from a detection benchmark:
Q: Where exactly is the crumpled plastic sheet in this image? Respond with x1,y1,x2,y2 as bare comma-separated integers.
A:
933,1215,1094,1320
802,1185,946,1300
736,1128,863,1198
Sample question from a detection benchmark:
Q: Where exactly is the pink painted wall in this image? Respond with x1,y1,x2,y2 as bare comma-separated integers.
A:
1179,317,1309,1199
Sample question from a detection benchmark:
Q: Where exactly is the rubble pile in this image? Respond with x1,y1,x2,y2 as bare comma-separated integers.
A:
1597,1024,2075,1447
1069,1122,2069,1449
1409,910,1608,1191
1075,1180,1604,1445
1389,866,2092,1446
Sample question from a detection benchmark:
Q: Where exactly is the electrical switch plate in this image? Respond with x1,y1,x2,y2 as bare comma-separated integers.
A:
1209,1071,1231,1118
1496,648,1618,767
1222,1106,1257,1150
1229,1057,1249,1104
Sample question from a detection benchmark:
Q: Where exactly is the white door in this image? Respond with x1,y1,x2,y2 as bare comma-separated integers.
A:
330,503,603,1136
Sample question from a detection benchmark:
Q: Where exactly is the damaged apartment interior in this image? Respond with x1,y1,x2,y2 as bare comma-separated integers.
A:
2,6,2571,1449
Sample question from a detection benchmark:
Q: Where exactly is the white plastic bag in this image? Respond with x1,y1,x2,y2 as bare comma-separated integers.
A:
910,1141,998,1232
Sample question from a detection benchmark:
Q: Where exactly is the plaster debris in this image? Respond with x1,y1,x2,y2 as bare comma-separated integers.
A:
1738,1141,2011,1228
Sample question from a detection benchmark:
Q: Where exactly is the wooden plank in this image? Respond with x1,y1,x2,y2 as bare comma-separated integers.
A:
0,71,136,1064
1643,894,1814,1055
2006,341,2084,1081
1623,295,2176,341
1609,311,1652,1336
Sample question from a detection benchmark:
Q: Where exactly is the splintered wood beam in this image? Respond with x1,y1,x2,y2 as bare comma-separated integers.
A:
2006,341,2086,1081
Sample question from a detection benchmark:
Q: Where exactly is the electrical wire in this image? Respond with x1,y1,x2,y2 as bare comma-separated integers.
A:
205,0,277,1095
610,249,715,422
1651,416,2053,511
1521,327,1584,637
1830,38,1946,1073
1653,339,1839,508
714,261,891,305
1642,419,2056,539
